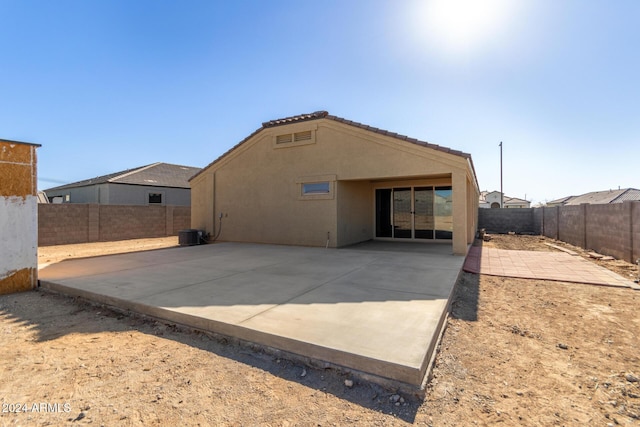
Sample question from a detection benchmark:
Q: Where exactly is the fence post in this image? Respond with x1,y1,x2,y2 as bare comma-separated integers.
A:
165,205,174,236
582,203,588,249
555,206,560,240
88,204,100,242
626,201,634,263
633,201,637,263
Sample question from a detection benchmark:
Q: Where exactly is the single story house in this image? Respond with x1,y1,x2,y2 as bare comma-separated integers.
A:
547,188,640,207
190,111,479,255
479,190,531,208
44,162,200,206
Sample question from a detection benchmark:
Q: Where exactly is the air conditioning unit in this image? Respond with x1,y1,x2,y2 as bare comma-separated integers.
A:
178,229,203,246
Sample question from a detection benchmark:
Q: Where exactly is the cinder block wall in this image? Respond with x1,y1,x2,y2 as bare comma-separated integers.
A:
478,208,535,234
542,207,559,239
558,205,585,248
532,209,543,234
585,203,632,262
479,203,639,263
540,202,639,263
633,202,640,263
38,204,190,246
99,205,167,241
39,204,90,245
171,206,191,234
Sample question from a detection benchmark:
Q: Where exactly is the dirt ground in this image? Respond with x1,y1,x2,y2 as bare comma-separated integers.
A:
38,237,180,266
1,236,639,426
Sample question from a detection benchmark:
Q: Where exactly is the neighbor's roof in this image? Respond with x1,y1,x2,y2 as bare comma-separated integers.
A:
479,191,530,205
547,195,575,205
550,188,640,206
504,196,529,204
45,162,201,191
191,111,476,182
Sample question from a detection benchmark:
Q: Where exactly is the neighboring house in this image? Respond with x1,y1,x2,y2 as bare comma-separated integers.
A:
44,162,200,206
547,188,640,207
479,191,531,208
190,111,480,255
545,196,574,207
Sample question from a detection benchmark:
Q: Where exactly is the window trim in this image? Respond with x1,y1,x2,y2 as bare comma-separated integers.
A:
297,175,335,200
147,191,165,205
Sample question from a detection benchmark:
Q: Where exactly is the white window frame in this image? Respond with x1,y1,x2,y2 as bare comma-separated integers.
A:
297,175,335,200
302,182,330,195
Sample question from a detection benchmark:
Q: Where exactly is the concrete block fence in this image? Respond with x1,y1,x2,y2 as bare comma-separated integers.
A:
479,202,640,263
540,202,639,263
39,204,190,246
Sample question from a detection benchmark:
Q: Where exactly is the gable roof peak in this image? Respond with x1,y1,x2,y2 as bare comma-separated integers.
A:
262,111,329,128
191,111,477,187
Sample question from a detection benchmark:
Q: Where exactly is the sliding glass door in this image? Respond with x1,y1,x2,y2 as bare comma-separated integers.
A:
393,188,412,238
434,186,453,239
375,186,452,240
414,187,434,239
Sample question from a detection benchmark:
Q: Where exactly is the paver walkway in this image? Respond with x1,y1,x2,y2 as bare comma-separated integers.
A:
464,246,639,290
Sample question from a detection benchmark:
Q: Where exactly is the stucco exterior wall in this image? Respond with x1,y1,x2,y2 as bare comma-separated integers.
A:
336,181,372,247
0,140,39,294
191,119,479,253
46,183,191,206
196,130,338,247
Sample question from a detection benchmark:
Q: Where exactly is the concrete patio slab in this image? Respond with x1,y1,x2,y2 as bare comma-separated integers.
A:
39,241,465,387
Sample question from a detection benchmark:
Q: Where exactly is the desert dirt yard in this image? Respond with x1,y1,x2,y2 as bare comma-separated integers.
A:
0,235,638,426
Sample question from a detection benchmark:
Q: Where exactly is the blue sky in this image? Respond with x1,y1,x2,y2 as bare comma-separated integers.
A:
1,0,638,205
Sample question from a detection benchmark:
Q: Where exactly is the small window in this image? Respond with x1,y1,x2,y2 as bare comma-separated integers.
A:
302,182,330,195
148,193,163,204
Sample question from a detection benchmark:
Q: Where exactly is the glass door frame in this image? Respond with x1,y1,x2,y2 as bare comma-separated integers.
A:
374,184,453,242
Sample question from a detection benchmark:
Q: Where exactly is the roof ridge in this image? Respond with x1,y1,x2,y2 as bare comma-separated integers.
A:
108,162,160,183
190,111,475,185
610,188,639,203
262,111,328,128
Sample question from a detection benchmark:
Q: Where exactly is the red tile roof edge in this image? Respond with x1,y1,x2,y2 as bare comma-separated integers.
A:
190,111,474,182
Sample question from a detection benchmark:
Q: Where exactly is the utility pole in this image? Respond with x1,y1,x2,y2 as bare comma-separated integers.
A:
499,141,503,208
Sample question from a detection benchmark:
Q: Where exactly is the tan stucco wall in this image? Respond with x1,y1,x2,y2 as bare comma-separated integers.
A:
336,180,373,247
0,140,39,294
191,119,479,253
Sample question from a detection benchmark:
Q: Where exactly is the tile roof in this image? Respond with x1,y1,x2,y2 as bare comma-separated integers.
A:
547,195,575,205
504,196,529,204
611,188,640,203
479,191,530,205
262,111,329,127
45,162,201,191
550,188,640,205
191,111,475,182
